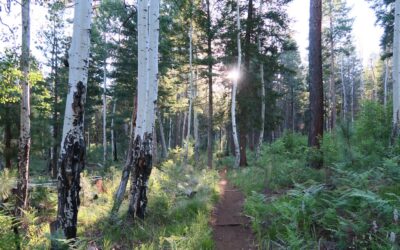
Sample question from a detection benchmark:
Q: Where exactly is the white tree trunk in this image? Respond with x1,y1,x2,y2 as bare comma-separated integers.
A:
232,0,241,168
393,0,400,138
16,0,31,217
184,15,194,164
126,0,160,219
56,0,92,239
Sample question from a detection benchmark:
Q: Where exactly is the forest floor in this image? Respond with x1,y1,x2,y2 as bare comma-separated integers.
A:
212,168,256,250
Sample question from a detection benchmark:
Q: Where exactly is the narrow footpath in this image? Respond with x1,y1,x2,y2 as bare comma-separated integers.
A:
212,169,256,250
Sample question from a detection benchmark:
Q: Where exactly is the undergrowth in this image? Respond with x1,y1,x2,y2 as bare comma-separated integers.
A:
228,101,400,249
0,147,219,249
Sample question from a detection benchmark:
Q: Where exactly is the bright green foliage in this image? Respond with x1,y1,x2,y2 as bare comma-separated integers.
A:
0,53,22,104
0,212,18,249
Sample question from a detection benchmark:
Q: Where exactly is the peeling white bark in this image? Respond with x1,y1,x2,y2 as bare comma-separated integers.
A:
127,0,160,219
232,0,241,168
57,0,92,239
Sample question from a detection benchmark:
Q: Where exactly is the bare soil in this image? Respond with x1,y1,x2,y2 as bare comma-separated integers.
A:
211,169,257,250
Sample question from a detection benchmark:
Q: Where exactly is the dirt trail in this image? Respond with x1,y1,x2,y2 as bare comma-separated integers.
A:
212,169,256,250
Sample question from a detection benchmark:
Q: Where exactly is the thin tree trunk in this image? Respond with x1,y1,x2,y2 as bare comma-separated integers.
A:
182,111,187,147
111,100,117,161
157,109,168,158
308,0,323,168
232,0,241,168
384,57,389,107
184,9,194,165
175,113,181,147
369,59,378,101
51,42,59,179
206,0,213,169
4,105,12,169
103,53,107,166
112,97,137,213
340,56,347,120
56,0,92,239
329,0,336,131
351,71,354,123
168,117,172,149
193,69,200,162
255,0,265,159
15,0,31,217
392,0,400,140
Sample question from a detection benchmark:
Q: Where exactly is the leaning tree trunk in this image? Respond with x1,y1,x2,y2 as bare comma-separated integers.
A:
157,109,168,158
232,0,241,168
126,0,160,219
393,0,400,140
308,0,323,168
15,0,31,217
56,0,92,239
112,97,137,213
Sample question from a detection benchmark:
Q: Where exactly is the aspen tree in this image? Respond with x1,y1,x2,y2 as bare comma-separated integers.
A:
231,0,241,168
56,0,92,239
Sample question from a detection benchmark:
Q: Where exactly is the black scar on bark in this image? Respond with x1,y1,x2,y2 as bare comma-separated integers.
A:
56,81,86,240
128,133,153,219
72,81,85,126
